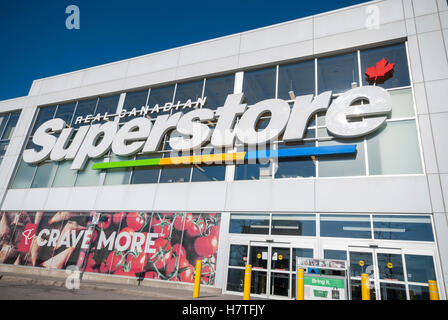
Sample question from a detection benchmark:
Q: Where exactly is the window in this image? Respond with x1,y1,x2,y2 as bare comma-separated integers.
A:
32,106,56,134
0,111,21,165
130,154,161,184
242,67,276,104
71,99,97,128
229,213,270,234
271,214,316,236
405,255,436,283
54,103,76,126
74,158,102,186
52,161,77,187
278,60,315,100
103,155,132,185
360,43,410,89
388,88,414,119
324,249,347,260
235,146,272,181
147,85,175,116
320,214,371,239
31,162,58,188
95,95,120,123
122,90,149,122
228,244,248,267
318,52,359,94
191,148,226,182
173,80,204,111
367,120,422,175
203,75,235,110
373,215,434,241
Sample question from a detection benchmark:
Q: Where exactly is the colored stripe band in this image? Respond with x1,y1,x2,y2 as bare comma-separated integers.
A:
92,145,357,170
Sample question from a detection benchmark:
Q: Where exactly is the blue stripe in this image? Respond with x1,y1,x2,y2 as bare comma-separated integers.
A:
244,145,357,161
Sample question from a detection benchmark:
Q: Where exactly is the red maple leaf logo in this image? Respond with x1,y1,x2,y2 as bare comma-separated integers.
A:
365,58,395,83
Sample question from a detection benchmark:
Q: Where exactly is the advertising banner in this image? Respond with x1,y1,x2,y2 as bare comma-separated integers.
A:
0,211,221,285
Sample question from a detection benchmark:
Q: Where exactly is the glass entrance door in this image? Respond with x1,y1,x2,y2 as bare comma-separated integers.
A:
249,242,291,299
347,246,435,300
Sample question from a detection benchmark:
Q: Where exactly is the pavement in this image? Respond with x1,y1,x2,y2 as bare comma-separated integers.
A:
0,271,249,300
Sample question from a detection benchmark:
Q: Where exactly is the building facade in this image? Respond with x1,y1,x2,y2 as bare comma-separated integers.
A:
0,0,447,300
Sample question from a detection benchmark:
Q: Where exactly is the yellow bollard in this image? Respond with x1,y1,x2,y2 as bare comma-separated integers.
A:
361,273,370,300
193,260,202,298
297,269,305,300
243,264,252,300
428,280,439,300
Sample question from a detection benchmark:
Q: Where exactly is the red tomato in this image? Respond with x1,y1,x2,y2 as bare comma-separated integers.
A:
101,251,123,273
186,217,205,237
194,233,219,257
165,258,178,277
172,243,187,259
127,251,148,273
86,253,98,270
178,259,195,283
151,217,172,238
113,212,126,225
149,238,172,270
126,212,148,231
209,225,220,237
173,213,193,231
99,214,112,230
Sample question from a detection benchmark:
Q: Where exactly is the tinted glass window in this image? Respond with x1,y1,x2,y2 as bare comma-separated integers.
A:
318,52,359,94
122,90,149,121
31,162,58,188
275,137,316,179
278,60,315,100
271,214,315,236
96,95,119,122
32,106,56,134
228,244,248,267
324,249,347,260
373,215,434,241
1,112,20,140
147,85,175,116
131,154,160,184
54,103,76,126
52,161,77,187
361,43,410,88
72,99,98,128
405,255,436,283
243,67,276,104
229,213,270,234
204,75,235,110
320,214,371,239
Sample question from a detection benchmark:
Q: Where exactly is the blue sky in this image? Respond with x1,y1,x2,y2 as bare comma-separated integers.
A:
0,0,367,101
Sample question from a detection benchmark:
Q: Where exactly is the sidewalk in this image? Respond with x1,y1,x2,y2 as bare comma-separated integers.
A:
0,270,251,300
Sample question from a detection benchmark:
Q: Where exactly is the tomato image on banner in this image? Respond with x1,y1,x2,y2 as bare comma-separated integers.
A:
0,211,221,286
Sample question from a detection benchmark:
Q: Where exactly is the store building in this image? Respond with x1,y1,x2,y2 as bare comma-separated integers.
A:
0,0,448,300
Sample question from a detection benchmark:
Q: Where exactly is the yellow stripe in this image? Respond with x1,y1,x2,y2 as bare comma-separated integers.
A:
159,152,246,166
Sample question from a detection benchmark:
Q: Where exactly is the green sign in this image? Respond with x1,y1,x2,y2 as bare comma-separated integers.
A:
305,276,345,289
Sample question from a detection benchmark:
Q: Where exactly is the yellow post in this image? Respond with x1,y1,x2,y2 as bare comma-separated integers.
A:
428,280,439,300
297,268,305,300
243,264,252,300
361,273,370,300
193,260,202,298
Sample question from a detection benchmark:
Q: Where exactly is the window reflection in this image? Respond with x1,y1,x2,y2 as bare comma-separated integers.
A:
54,103,76,126
278,60,315,100
229,213,270,234
204,75,235,110
361,43,410,88
243,67,276,104
318,52,359,94
373,215,433,241
72,99,98,128
321,215,372,239
147,85,175,116
271,214,316,236
405,255,436,283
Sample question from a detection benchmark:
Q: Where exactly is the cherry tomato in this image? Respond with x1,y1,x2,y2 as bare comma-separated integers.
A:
194,233,219,257
178,258,194,282
126,212,148,231
101,251,123,274
127,251,148,273
186,217,205,237
99,213,111,230
151,217,172,238
113,212,126,225
86,253,98,270
165,258,178,277
149,238,172,270
173,213,193,231
172,243,187,259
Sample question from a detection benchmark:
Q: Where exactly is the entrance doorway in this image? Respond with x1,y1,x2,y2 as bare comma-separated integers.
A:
225,240,314,299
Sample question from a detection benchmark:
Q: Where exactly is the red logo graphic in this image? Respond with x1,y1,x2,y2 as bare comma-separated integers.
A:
18,223,37,252
365,58,395,83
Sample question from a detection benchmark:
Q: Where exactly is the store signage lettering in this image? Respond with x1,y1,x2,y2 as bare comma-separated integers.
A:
30,227,158,253
23,85,391,170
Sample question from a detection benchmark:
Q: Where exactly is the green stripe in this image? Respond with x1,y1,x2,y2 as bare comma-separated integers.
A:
92,158,161,169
